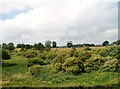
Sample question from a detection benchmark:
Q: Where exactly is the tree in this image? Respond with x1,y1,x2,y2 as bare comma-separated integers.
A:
16,44,22,48
45,40,51,51
52,41,57,48
112,40,120,46
34,42,44,50
7,42,15,50
102,41,109,46
2,43,7,49
67,41,73,48
25,44,31,50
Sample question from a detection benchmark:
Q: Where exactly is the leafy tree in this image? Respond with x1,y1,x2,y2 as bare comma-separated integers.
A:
7,42,15,50
112,40,120,46
102,41,109,46
34,42,44,50
45,40,51,51
52,41,57,48
67,41,73,48
16,44,22,48
2,43,8,49
25,44,31,50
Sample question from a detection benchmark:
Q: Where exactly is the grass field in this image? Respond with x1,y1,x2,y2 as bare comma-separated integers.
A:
2,46,120,88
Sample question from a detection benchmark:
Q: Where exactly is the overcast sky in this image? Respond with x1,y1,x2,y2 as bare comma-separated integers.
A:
0,0,119,46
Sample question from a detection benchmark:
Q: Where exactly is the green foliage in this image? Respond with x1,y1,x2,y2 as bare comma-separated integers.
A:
69,47,79,57
78,51,91,62
52,41,57,48
99,58,118,72
99,46,119,59
28,58,49,67
62,57,84,75
83,47,91,51
24,49,37,58
34,42,44,50
84,55,106,73
67,41,73,48
102,40,109,46
2,49,11,60
45,40,51,51
46,52,57,60
29,65,41,75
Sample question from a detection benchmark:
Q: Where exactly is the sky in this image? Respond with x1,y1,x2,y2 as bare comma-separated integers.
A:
0,0,119,46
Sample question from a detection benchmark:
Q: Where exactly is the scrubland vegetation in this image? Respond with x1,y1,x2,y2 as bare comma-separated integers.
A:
1,40,120,88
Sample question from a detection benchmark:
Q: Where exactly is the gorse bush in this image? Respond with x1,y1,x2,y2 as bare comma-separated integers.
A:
29,65,41,75
83,47,91,51
99,58,118,72
99,46,119,59
69,47,79,57
84,55,106,73
28,58,49,67
46,52,57,60
24,50,37,58
78,51,91,62
62,57,84,75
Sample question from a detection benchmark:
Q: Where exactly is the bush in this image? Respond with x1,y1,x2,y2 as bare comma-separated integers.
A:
28,58,49,67
78,51,91,62
39,52,48,60
46,52,57,60
69,47,79,57
62,57,84,75
24,50,37,58
29,65,41,75
84,55,106,73
53,52,68,65
2,50,11,60
99,58,118,72
84,47,91,51
53,63,62,72
99,46,119,59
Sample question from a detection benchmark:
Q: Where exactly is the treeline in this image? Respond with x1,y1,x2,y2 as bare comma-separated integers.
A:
1,40,120,51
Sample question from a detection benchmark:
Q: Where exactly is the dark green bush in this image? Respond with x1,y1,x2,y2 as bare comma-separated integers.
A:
2,50,11,60
28,58,49,67
29,65,41,75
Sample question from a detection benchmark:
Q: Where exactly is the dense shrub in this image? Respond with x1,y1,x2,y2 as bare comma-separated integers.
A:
83,47,91,51
24,50,37,58
29,65,41,75
39,52,48,60
28,58,49,67
2,50,11,60
62,57,84,75
78,51,91,62
99,46,119,59
84,55,107,73
53,52,69,65
69,47,79,57
99,58,118,72
53,63,63,72
46,52,57,60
